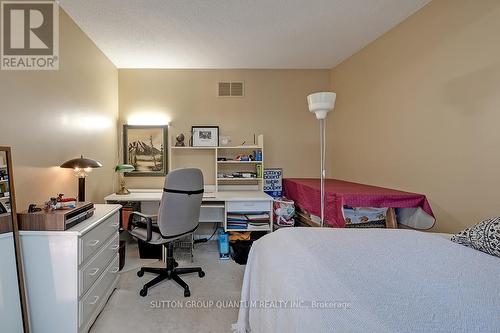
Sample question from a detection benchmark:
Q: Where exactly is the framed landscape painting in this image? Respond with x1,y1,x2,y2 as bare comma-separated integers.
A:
123,125,168,176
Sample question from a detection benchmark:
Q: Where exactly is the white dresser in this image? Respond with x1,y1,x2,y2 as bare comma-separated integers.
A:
20,204,121,333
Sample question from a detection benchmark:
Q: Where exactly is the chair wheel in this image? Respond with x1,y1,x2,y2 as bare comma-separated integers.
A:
139,288,147,297
198,271,205,278
184,289,191,297
137,270,144,277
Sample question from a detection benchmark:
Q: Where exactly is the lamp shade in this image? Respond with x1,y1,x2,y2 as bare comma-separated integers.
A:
115,164,135,173
60,156,103,169
307,92,336,119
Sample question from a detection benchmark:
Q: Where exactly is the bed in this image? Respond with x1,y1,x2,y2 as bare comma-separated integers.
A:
283,178,435,229
235,228,500,333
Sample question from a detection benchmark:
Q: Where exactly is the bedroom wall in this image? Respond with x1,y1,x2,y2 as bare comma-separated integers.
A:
0,9,118,209
119,69,331,189
329,0,500,233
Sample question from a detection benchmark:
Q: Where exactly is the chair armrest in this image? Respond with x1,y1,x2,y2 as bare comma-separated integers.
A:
128,211,154,243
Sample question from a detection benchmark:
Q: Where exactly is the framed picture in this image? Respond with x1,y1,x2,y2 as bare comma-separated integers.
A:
191,126,219,147
123,125,168,177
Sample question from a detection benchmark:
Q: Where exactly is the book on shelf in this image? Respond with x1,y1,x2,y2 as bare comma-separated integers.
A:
227,223,248,230
245,213,270,221
227,219,247,223
227,213,248,222
246,224,270,230
248,221,268,225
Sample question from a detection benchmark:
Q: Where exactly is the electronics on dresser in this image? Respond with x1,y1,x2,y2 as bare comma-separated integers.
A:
18,202,95,231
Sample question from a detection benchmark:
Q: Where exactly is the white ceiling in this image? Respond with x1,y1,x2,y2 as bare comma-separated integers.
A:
58,0,430,69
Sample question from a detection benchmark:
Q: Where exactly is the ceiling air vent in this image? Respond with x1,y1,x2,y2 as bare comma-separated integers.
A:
218,81,244,97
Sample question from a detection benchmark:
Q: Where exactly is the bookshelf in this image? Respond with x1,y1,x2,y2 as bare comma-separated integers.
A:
169,134,265,192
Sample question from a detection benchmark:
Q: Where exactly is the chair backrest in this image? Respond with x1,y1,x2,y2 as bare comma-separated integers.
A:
157,168,204,238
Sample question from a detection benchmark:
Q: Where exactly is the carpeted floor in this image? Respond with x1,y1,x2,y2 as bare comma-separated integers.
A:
90,240,245,333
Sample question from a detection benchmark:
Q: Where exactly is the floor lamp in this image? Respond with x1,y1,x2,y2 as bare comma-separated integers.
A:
307,92,336,227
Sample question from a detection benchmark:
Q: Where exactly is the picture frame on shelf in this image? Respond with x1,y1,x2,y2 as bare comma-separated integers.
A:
191,126,219,147
123,125,168,177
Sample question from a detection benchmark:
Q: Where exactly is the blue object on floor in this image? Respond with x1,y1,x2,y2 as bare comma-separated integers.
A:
218,228,230,260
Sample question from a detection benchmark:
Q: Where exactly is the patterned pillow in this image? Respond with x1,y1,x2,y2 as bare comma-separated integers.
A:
451,217,500,258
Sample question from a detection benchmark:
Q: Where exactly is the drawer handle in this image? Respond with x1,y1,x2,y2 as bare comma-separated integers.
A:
110,244,119,250
110,267,119,273
88,268,100,276
88,240,100,247
87,296,100,305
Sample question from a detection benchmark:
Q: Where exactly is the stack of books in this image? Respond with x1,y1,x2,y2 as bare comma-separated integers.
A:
227,213,249,230
227,212,270,230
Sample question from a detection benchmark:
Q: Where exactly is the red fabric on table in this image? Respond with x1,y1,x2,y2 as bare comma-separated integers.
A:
283,178,434,228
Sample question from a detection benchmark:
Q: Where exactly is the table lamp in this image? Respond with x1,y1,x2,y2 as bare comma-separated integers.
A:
307,92,336,227
60,156,102,202
115,164,135,195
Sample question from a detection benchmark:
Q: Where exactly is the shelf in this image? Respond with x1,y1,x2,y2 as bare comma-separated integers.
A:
0,197,10,201
218,146,261,149
226,226,271,232
171,146,262,150
217,178,263,181
0,165,6,169
171,146,216,150
201,203,225,208
168,134,265,192
217,161,262,164
0,180,8,184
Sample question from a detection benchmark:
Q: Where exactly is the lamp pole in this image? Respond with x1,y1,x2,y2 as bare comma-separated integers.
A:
307,92,336,227
320,118,325,227
78,177,86,202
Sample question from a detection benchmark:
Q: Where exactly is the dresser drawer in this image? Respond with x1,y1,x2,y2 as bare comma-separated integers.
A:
79,255,119,330
226,200,270,213
80,234,119,296
80,212,119,265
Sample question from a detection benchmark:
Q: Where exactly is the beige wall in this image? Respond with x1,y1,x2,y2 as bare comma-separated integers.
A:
119,69,331,189
0,10,118,209
329,0,500,233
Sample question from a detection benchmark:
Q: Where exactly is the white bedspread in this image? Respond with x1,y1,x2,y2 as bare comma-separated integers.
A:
235,228,500,333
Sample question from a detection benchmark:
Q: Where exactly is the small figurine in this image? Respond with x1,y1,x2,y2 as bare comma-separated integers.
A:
175,133,185,147
220,136,231,146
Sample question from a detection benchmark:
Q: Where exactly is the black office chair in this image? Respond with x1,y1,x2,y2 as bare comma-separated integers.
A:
128,168,205,297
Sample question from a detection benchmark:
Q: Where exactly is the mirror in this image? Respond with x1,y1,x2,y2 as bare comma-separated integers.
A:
0,147,29,332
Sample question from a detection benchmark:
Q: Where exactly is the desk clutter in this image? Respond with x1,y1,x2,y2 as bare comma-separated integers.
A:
217,147,263,181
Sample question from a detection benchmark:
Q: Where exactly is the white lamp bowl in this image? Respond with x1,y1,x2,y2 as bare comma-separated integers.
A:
307,92,336,119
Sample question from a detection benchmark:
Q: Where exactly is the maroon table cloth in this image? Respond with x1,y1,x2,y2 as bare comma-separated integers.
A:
283,178,434,228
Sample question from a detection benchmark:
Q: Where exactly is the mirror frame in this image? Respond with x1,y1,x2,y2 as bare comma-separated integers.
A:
0,146,30,332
